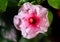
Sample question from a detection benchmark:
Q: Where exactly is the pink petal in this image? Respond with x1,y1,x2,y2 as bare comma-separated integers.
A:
13,2,49,39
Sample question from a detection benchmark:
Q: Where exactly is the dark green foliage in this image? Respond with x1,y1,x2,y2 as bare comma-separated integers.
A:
0,0,54,42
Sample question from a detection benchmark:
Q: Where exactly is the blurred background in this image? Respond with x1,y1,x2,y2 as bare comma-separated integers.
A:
0,0,60,42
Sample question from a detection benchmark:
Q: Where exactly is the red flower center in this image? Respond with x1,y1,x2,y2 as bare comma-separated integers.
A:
26,12,41,28
28,15,40,28
29,17,36,24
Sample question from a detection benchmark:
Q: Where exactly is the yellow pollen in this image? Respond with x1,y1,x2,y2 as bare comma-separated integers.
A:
30,18,34,23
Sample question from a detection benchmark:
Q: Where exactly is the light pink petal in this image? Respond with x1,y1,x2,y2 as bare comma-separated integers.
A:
13,15,21,30
19,2,33,13
25,27,39,39
33,5,48,17
39,16,49,33
26,33,38,39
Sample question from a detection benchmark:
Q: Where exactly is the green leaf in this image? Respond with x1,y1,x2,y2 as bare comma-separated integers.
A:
47,10,53,35
33,34,45,42
19,37,33,42
18,0,33,6
19,34,45,42
18,0,45,6
48,10,53,25
0,0,8,12
0,38,3,42
44,37,51,42
8,0,18,7
46,27,52,35
34,0,45,4
48,0,60,9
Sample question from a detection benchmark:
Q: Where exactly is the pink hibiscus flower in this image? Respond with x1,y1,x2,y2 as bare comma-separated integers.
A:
13,2,49,39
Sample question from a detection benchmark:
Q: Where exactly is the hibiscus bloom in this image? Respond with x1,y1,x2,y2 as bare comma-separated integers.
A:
13,2,49,39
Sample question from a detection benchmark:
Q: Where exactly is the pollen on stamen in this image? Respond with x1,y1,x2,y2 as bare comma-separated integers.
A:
30,18,34,23
29,18,36,24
